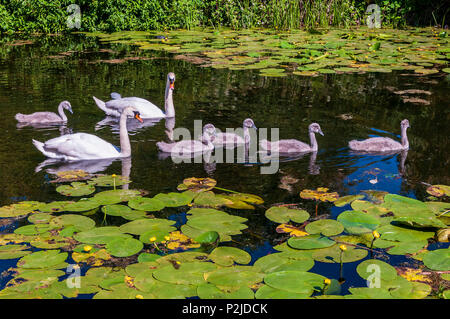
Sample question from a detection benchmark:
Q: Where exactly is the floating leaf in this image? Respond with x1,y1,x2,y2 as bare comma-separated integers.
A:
128,197,165,212
74,226,132,244
265,206,310,224
105,237,144,257
119,218,176,236
197,283,254,299
17,250,68,269
422,249,450,271
88,174,130,187
153,192,193,207
253,253,314,273
300,188,339,202
334,194,365,207
56,182,96,197
264,271,325,294
276,224,309,237
93,189,141,205
153,262,217,285
356,259,397,281
177,177,216,192
312,245,368,263
209,247,251,266
288,234,335,250
305,219,344,236
337,210,380,234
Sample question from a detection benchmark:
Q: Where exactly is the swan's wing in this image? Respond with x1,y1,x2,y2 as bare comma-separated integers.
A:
110,92,122,99
262,139,311,153
16,112,63,123
105,98,165,118
348,137,402,152
214,133,244,145
43,133,119,159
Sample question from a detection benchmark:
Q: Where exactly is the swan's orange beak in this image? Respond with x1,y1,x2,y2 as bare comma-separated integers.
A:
135,113,143,123
170,82,175,90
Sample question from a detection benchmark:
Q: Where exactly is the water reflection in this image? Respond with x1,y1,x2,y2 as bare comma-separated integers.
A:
95,116,161,134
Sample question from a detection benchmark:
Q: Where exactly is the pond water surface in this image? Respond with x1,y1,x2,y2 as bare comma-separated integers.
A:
0,34,448,297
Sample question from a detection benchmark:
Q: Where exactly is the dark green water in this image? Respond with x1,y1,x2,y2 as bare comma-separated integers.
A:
0,35,449,295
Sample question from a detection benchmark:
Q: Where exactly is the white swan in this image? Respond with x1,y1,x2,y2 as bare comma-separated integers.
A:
348,119,410,152
157,124,216,156
213,118,257,148
260,123,324,154
32,107,143,161
15,101,73,124
93,72,175,119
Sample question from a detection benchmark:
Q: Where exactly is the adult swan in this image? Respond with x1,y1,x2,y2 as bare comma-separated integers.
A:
92,72,176,119
32,107,143,161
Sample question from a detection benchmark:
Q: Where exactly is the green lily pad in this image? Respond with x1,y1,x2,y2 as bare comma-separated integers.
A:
93,189,141,205
255,284,311,299
73,226,132,244
422,248,450,271
153,192,193,207
288,234,335,250
153,262,217,285
253,253,314,273
209,247,251,266
105,237,144,257
49,214,96,231
312,245,368,263
265,206,310,224
17,250,68,269
206,266,264,288
337,210,380,234
197,283,254,299
334,194,365,207
119,218,176,235
128,197,165,212
305,219,344,236
356,259,398,281
264,270,326,294
56,182,96,197
88,174,130,187
64,199,100,212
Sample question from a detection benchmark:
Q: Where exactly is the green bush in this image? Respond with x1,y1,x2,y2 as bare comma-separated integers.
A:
0,0,447,33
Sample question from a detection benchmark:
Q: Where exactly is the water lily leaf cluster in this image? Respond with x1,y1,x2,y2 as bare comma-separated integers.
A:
0,178,448,299
83,28,450,78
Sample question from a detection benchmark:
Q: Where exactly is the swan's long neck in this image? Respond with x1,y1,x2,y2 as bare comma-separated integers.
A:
57,103,68,121
164,81,175,118
243,127,250,144
119,112,131,157
309,131,318,152
401,126,409,149
202,133,214,149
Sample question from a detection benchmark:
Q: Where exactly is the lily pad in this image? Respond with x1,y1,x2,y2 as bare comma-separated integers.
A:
17,250,68,269
105,237,144,257
305,219,344,236
265,206,310,224
422,249,450,271
56,182,96,197
209,247,251,266
288,234,335,250
128,197,165,212
337,210,380,234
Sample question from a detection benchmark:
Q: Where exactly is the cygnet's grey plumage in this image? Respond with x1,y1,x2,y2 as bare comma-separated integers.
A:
15,101,73,124
213,118,257,147
259,123,324,154
157,124,216,155
348,119,410,152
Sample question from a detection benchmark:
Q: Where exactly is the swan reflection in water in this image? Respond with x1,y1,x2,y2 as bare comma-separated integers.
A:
16,122,73,135
35,157,132,189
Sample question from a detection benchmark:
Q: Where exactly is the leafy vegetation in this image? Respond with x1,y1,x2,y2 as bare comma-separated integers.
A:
0,0,448,33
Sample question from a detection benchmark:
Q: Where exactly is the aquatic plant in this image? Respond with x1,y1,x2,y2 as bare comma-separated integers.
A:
0,172,448,299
